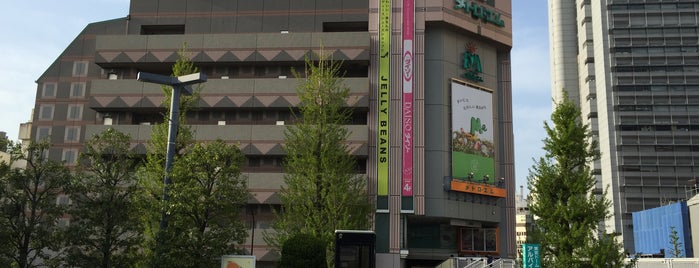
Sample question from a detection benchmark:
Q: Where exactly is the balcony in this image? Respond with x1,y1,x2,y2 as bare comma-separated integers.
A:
84,124,369,155
94,32,370,66
88,77,369,109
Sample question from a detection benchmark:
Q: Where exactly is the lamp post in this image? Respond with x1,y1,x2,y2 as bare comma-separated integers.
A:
137,71,206,229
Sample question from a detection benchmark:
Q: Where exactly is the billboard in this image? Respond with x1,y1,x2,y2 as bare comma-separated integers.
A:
451,82,494,181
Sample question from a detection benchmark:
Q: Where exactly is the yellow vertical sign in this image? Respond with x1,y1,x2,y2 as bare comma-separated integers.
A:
377,0,391,197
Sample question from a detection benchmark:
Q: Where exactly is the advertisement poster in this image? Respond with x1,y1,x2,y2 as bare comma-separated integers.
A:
451,82,494,181
221,255,255,268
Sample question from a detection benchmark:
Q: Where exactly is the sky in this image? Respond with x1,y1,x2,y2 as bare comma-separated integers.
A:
0,0,551,192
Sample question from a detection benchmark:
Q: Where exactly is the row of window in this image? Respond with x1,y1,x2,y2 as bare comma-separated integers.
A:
107,62,369,81
615,84,699,92
37,104,83,121
620,155,695,166
616,75,699,85
613,45,699,54
620,164,697,174
618,115,699,125
616,104,699,112
42,82,85,98
609,2,699,11
101,109,368,126
613,65,699,73
619,145,699,154
38,144,369,172
36,126,81,143
618,95,699,105
612,12,698,27
614,36,698,47
610,26,699,36
617,124,699,131
620,134,697,145
625,197,679,213
615,55,699,66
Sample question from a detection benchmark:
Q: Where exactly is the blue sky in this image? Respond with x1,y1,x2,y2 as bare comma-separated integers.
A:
0,0,550,192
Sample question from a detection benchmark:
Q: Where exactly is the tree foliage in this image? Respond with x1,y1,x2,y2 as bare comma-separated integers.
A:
0,141,71,268
266,52,373,267
528,92,628,267
138,46,249,267
61,128,143,267
668,226,683,258
278,233,327,268
151,140,248,267
137,46,202,263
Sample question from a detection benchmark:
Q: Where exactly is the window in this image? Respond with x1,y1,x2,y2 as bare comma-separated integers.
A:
65,126,80,143
62,149,78,165
56,195,72,206
57,218,70,227
42,83,56,98
70,82,85,98
39,104,54,120
72,61,88,77
36,127,51,141
141,25,185,35
67,104,83,121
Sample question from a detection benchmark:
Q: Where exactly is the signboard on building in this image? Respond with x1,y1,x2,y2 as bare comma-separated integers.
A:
522,244,541,268
449,179,506,198
377,0,391,209
454,0,505,27
401,0,415,200
462,43,483,82
451,81,494,182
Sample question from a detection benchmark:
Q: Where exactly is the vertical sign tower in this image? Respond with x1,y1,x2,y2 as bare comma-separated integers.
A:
401,0,415,212
376,0,391,254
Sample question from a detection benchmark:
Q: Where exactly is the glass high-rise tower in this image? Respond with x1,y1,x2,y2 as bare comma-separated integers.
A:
549,0,699,253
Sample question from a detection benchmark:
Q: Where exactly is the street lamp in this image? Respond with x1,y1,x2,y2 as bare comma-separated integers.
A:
137,71,206,229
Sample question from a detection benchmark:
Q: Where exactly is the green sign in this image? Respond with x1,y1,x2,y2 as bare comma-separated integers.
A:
455,0,505,27
377,0,390,198
522,244,541,268
462,44,483,82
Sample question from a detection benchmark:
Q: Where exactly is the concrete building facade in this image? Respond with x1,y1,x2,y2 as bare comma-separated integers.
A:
549,0,699,253
30,0,514,266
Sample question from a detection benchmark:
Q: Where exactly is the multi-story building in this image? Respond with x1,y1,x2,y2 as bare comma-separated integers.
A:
30,0,514,266
549,0,699,252
514,186,532,261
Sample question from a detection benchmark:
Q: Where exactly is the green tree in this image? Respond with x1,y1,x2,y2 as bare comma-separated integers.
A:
61,128,143,267
0,140,13,268
266,52,373,267
278,233,327,268
584,233,634,267
139,47,249,267
668,226,683,258
159,140,248,267
527,92,626,268
0,141,71,268
0,134,8,152
138,46,201,264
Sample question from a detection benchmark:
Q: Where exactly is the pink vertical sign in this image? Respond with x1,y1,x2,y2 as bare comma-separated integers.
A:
401,0,414,196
